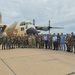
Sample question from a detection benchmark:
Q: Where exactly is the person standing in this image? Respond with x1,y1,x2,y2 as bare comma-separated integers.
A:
38,35,41,48
2,36,7,50
48,33,52,49
32,34,36,48
65,34,71,52
28,34,32,48
60,33,65,51
43,34,48,49
70,32,75,53
57,33,60,50
52,33,58,50
6,36,11,49
35,34,39,48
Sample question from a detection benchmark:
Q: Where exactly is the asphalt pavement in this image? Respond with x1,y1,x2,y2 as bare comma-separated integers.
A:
0,47,75,75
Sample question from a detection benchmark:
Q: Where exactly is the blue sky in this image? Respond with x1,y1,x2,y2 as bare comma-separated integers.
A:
0,0,75,34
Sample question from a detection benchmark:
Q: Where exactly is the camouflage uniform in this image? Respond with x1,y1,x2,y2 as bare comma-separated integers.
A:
6,36,11,49
2,36,7,50
14,35,18,48
73,35,75,53
32,35,36,48
20,35,24,48
38,35,42,48
25,35,28,48
35,34,38,48
28,35,32,48
65,34,71,52
11,36,14,49
41,35,44,48
17,35,21,48
23,35,26,48
48,34,52,49
70,33,75,52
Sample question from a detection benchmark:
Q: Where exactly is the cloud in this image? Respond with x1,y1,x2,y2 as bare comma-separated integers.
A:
0,0,75,34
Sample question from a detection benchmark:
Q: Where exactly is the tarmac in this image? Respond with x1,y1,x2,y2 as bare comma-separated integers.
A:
0,46,75,75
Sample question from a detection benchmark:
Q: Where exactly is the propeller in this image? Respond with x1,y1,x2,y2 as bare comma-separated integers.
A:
33,19,35,26
48,20,51,34
47,20,64,34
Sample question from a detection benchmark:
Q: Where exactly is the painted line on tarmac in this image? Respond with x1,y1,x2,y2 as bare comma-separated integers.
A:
0,58,17,75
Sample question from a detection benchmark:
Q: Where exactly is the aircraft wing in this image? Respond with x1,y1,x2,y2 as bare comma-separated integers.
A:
35,26,64,31
35,26,48,31
51,27,64,29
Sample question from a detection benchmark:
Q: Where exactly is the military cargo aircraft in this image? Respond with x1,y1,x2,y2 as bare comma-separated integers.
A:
0,13,63,37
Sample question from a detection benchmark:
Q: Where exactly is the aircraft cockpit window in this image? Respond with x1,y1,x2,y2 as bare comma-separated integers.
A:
21,27,24,31
20,22,25,26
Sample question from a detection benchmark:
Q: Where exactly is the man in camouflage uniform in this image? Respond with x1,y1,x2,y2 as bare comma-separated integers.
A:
48,34,52,49
17,35,21,48
38,35,42,48
28,34,32,48
32,34,36,48
70,32,75,52
20,34,24,48
25,34,28,48
65,34,71,52
35,34,38,48
2,35,7,50
23,35,26,48
70,32,75,53
14,34,18,48
6,36,11,49
11,35,15,49
38,34,44,48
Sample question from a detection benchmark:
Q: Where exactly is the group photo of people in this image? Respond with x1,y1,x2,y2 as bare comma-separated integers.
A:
0,32,75,53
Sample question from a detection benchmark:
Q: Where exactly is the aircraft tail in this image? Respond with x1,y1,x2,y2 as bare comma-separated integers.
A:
0,12,2,24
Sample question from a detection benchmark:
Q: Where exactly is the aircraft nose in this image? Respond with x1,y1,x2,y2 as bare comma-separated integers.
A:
26,27,37,34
